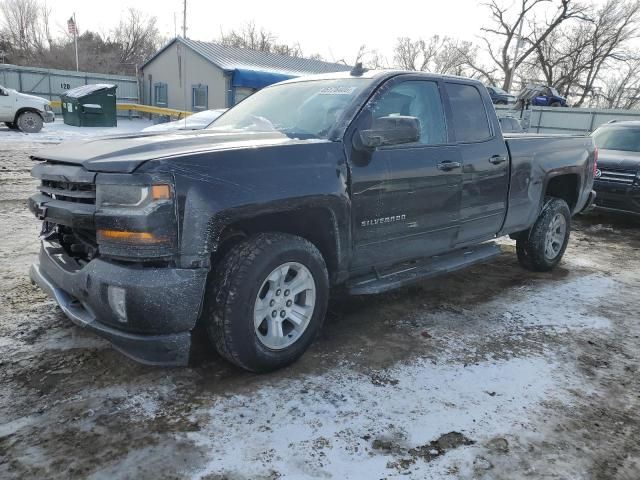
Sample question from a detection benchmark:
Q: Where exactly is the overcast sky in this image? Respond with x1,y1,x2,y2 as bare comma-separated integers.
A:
45,0,505,62
46,0,611,64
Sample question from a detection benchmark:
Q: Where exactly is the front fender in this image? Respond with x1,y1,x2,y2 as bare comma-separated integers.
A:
140,142,352,273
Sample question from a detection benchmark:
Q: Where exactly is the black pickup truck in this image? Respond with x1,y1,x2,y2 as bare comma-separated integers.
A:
28,69,596,372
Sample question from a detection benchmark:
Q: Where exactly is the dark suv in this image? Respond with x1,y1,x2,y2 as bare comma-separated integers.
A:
591,121,640,214
486,86,516,105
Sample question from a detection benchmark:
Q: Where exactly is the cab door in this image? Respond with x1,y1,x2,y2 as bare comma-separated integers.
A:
347,77,463,271
0,86,13,121
445,81,509,245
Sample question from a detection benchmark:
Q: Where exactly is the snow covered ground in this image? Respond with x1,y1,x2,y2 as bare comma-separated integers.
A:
0,116,152,144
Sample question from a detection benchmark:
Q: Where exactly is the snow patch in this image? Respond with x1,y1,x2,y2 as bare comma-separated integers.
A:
189,356,562,479
0,117,153,144
505,274,612,330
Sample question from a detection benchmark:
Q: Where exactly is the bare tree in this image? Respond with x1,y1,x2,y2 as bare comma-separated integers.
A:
112,8,162,66
479,0,586,91
353,44,387,69
572,0,640,106
218,21,323,59
0,0,49,58
392,35,485,78
527,0,640,105
596,58,640,109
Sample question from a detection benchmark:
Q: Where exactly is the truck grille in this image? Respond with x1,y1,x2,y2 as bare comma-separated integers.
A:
39,180,96,204
32,160,97,203
596,168,638,185
31,160,98,263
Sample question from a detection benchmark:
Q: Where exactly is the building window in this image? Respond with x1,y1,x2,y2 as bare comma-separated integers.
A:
154,82,168,107
192,84,208,112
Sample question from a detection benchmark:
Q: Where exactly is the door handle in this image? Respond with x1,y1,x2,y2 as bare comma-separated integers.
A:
437,161,461,171
489,155,508,165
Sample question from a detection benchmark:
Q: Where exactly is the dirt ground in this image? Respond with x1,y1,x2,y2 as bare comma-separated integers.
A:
1,138,640,479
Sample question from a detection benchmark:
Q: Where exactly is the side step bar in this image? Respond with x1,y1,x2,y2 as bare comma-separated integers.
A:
347,243,501,295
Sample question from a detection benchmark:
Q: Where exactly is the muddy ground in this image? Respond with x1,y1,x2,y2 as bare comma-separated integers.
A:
1,139,639,479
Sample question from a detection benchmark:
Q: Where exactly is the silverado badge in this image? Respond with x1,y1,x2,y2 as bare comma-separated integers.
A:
361,215,406,227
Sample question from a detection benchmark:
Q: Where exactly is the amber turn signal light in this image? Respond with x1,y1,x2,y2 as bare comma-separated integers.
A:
97,229,167,244
151,184,171,200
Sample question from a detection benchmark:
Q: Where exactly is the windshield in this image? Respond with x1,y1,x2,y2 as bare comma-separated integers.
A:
184,109,226,128
208,79,370,139
491,86,508,95
593,126,640,152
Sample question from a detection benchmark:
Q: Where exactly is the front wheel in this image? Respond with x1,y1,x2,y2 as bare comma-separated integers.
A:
17,111,43,133
516,198,571,272
203,232,329,372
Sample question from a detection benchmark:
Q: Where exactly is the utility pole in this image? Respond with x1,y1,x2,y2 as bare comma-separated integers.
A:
182,0,187,38
67,14,79,71
74,13,79,72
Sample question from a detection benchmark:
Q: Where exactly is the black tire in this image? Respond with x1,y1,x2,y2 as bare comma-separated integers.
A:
516,198,571,272
550,101,562,107
16,111,43,133
5,122,18,130
203,232,329,373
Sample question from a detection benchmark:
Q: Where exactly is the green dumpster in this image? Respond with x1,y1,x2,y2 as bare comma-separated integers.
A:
60,84,117,127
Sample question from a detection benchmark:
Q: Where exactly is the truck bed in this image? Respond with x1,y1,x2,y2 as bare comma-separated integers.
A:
500,134,595,235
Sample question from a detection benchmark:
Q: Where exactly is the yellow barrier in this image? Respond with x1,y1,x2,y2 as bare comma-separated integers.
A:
49,100,192,118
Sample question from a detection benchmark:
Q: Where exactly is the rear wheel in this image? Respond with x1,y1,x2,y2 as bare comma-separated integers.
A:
203,232,329,372
16,111,43,133
550,101,562,107
516,198,571,272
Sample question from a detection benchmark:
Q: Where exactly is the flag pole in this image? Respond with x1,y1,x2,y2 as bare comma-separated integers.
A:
73,12,79,71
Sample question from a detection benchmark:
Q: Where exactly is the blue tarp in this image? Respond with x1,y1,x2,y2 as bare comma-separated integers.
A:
231,69,296,89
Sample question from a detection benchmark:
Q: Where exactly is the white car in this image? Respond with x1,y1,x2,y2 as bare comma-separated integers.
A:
0,84,55,133
142,109,227,133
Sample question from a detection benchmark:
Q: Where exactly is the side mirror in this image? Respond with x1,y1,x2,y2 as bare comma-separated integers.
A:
359,115,421,148
0,88,7,96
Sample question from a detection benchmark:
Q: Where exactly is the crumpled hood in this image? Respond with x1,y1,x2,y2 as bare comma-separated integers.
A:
597,149,640,170
32,130,327,173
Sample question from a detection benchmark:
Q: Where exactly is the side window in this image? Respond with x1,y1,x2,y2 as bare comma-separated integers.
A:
192,84,208,111
369,80,447,145
153,82,168,107
446,83,492,142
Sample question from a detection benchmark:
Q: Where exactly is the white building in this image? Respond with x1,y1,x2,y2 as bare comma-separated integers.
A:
140,37,350,112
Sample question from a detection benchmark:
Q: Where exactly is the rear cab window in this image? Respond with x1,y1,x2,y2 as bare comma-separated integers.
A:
446,83,492,143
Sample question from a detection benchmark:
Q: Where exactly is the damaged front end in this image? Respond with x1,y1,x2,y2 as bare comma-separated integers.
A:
28,158,208,366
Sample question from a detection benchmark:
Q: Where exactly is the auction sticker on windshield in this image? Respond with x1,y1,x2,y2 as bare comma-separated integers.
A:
318,86,358,95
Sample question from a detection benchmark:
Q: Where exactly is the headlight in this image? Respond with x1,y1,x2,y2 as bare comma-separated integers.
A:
94,181,176,257
96,184,171,209
44,104,52,111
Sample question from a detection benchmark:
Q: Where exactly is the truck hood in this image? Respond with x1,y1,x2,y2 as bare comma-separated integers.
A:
32,130,329,173
597,149,640,170
11,89,49,107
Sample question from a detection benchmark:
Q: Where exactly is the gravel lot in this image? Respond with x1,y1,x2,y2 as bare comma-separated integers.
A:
1,131,639,479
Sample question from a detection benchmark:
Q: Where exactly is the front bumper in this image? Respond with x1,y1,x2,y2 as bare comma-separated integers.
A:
30,240,208,366
593,181,640,214
43,111,55,123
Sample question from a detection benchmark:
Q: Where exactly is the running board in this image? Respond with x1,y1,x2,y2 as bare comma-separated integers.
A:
347,243,501,295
